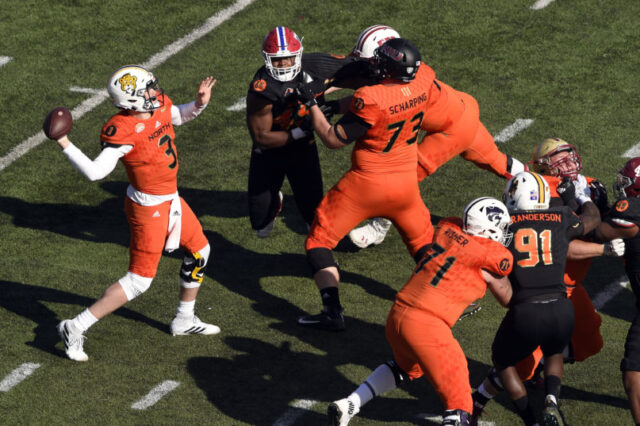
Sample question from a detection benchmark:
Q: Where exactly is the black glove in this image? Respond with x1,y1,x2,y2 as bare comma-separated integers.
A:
319,100,340,120
557,177,579,212
295,83,318,108
589,180,610,214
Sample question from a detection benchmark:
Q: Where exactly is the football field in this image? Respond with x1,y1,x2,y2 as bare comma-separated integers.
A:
1,0,639,424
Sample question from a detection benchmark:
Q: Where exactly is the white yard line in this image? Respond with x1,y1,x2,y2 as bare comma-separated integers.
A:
131,380,180,410
623,143,640,158
0,363,40,392
226,96,247,111
592,276,630,310
0,0,255,173
272,399,318,426
0,56,12,67
493,118,534,143
530,0,555,10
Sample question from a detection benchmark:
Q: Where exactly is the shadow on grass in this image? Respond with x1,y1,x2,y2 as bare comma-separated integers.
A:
0,280,167,358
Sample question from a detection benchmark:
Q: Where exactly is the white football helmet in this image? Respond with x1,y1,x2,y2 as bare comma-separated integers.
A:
351,25,400,59
503,171,551,210
107,65,163,112
463,197,513,246
262,26,303,82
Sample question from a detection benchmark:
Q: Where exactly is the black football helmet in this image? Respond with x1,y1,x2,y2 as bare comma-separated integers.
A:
375,38,421,82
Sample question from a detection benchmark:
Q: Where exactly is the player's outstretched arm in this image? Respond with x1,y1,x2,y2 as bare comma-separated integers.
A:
482,269,512,307
54,135,124,181
172,76,216,126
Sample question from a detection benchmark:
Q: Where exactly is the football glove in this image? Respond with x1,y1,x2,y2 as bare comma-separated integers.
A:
604,238,625,257
557,177,579,212
295,83,318,108
589,179,610,214
319,100,340,121
573,174,592,205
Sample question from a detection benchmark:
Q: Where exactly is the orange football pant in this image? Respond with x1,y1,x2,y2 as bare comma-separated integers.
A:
515,284,603,380
417,91,507,181
386,303,473,413
125,197,208,278
305,169,433,256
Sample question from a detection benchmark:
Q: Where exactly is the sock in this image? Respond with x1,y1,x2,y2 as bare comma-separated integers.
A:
473,383,495,408
350,363,398,408
512,395,537,426
320,287,341,311
72,309,98,333
545,374,562,401
176,299,195,318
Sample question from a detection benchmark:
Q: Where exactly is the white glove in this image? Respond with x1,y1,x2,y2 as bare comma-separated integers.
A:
573,174,592,205
604,238,625,257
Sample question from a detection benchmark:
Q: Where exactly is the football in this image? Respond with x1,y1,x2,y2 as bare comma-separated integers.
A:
43,107,72,140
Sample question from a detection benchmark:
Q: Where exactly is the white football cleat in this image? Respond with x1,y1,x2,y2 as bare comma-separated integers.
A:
327,398,359,426
170,315,221,336
256,191,283,238
348,217,391,248
57,320,88,362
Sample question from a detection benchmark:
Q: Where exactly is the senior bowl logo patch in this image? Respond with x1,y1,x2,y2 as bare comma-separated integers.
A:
353,97,365,111
253,79,267,92
616,199,629,212
499,258,511,272
529,190,539,201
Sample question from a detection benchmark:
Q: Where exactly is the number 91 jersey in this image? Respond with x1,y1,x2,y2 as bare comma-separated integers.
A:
101,95,178,195
508,206,583,304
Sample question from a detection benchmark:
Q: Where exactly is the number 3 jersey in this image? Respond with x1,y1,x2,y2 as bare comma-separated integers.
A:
100,95,178,195
395,218,513,327
508,206,583,304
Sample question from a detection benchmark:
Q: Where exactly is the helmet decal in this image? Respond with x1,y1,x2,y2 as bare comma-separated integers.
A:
118,73,137,95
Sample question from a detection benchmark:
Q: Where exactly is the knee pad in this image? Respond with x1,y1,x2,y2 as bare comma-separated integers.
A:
385,360,411,387
180,244,210,288
306,247,338,274
119,272,153,301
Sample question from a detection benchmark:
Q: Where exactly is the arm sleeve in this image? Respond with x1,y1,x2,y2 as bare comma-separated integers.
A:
171,101,207,126
62,142,130,181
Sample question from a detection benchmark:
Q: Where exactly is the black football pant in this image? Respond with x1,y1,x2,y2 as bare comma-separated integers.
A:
248,141,323,230
492,297,574,370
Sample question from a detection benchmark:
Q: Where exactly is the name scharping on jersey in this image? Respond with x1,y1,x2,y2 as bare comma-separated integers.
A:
388,91,427,115
511,212,562,224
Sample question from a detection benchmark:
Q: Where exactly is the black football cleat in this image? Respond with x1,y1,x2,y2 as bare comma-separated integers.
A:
297,307,345,331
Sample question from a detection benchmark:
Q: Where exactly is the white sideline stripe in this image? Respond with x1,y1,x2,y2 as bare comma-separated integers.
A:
69,86,105,95
622,143,640,158
0,363,41,392
592,276,630,310
530,0,555,10
493,118,534,143
131,380,180,410
226,96,247,111
0,56,12,67
0,0,256,173
272,399,318,426
416,412,495,425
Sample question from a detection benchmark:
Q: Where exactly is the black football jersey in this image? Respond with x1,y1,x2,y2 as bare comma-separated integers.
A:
247,53,349,138
508,206,584,304
608,197,640,273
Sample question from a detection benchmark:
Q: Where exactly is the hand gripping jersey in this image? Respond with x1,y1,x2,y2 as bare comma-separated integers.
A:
395,218,513,327
247,53,349,138
545,175,596,295
101,95,177,195
508,206,584,304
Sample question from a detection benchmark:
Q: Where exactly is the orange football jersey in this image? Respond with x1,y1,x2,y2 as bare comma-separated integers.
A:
101,95,178,195
348,65,435,173
396,218,513,327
